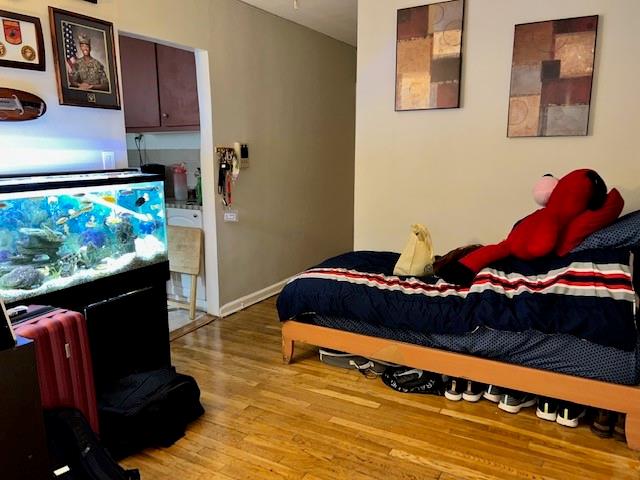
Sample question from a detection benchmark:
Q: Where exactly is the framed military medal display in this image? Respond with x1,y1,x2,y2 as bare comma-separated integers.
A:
49,7,120,109
0,10,45,71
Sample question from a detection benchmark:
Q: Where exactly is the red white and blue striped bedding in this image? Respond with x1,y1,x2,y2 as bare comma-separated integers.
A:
277,250,638,351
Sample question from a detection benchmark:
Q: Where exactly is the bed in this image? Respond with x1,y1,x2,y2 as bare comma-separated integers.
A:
277,215,640,450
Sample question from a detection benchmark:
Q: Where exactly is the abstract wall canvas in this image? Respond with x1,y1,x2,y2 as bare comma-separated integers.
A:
507,16,598,137
395,0,464,111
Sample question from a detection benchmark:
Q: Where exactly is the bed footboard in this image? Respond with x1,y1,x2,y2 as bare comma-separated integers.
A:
281,320,640,451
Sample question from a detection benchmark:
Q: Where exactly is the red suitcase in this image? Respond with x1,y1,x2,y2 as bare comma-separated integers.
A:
15,308,100,434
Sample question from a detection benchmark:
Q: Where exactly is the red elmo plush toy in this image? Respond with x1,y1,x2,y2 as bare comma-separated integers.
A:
438,169,624,286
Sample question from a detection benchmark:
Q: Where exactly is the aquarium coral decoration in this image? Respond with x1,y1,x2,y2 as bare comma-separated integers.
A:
114,216,136,254
0,266,44,290
59,252,80,277
16,226,65,262
80,228,107,249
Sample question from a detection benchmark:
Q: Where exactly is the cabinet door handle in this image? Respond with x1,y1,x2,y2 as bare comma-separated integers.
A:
162,113,169,119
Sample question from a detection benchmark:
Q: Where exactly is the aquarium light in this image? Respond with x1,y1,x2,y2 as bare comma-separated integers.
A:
0,184,101,200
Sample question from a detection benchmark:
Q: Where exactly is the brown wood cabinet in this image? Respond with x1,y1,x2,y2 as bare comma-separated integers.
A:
119,36,199,132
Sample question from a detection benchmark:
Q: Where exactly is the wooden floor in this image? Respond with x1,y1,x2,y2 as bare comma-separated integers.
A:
122,297,640,479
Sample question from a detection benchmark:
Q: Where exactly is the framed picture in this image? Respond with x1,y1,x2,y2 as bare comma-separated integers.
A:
507,15,598,137
0,10,45,71
49,7,120,109
395,0,465,111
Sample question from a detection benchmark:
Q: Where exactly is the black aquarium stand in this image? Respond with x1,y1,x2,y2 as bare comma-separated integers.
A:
9,260,171,395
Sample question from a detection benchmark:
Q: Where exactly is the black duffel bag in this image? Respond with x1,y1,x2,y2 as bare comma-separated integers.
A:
45,408,140,480
99,367,205,459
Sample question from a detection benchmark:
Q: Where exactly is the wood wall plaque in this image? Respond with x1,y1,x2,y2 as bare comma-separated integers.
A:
0,87,46,121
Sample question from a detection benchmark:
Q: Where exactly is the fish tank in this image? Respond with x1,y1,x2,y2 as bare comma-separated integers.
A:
0,170,168,304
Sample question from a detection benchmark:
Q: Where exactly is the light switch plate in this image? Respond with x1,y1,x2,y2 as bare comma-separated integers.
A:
223,209,239,222
101,151,115,170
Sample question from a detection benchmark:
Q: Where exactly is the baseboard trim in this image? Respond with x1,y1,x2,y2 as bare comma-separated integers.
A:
219,277,290,317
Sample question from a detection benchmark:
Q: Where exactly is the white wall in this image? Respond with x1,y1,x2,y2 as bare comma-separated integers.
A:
355,0,640,255
0,0,127,173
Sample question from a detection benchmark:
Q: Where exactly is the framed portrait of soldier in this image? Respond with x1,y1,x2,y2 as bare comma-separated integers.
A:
0,10,45,71
49,7,120,109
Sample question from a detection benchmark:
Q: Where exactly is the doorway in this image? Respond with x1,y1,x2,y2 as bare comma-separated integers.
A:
117,33,220,336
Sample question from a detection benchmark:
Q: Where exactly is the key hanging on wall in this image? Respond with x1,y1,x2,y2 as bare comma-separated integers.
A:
216,146,237,207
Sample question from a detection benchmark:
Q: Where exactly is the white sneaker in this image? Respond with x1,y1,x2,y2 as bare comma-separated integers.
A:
483,384,504,403
461,380,486,402
444,378,463,401
556,403,586,428
536,397,559,422
498,391,537,414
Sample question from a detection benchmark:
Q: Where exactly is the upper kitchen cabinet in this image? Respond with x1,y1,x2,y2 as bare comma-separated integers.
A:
156,44,200,129
119,36,160,130
119,36,200,132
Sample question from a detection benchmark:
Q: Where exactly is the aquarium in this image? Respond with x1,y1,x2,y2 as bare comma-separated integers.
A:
0,170,167,304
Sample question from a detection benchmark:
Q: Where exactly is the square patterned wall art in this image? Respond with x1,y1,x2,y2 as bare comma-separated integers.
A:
395,0,465,111
507,15,598,137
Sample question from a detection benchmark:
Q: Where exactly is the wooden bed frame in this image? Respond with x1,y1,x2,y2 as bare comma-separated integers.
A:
281,320,640,451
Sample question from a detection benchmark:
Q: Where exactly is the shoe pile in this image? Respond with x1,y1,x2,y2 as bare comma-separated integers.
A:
443,381,592,429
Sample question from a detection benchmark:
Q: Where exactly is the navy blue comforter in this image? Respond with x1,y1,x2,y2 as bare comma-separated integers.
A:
277,250,638,351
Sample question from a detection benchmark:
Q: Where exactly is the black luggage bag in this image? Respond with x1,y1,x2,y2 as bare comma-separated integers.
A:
98,367,204,459
45,408,139,480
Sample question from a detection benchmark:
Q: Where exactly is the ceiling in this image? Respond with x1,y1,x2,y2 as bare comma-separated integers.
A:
239,0,358,46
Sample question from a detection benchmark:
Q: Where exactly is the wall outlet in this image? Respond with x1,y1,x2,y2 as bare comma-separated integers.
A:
240,158,249,168
101,151,115,170
223,209,239,223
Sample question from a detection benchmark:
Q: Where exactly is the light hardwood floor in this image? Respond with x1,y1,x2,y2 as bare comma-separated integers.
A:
122,296,640,479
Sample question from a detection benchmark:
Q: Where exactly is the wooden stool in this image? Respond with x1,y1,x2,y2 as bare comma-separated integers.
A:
167,225,203,320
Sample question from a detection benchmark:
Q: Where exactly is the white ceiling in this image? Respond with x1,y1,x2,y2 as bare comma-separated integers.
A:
239,0,358,46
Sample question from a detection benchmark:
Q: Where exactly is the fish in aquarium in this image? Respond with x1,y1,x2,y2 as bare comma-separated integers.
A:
105,211,122,226
85,216,98,229
135,193,150,207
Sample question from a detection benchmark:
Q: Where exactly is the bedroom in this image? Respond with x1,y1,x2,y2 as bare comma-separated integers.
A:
0,0,639,479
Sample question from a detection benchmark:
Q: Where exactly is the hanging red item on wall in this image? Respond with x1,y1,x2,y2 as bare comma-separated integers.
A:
3,19,22,45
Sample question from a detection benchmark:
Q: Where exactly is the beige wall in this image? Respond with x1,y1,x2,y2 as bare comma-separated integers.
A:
209,0,356,304
0,0,356,307
355,0,640,255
